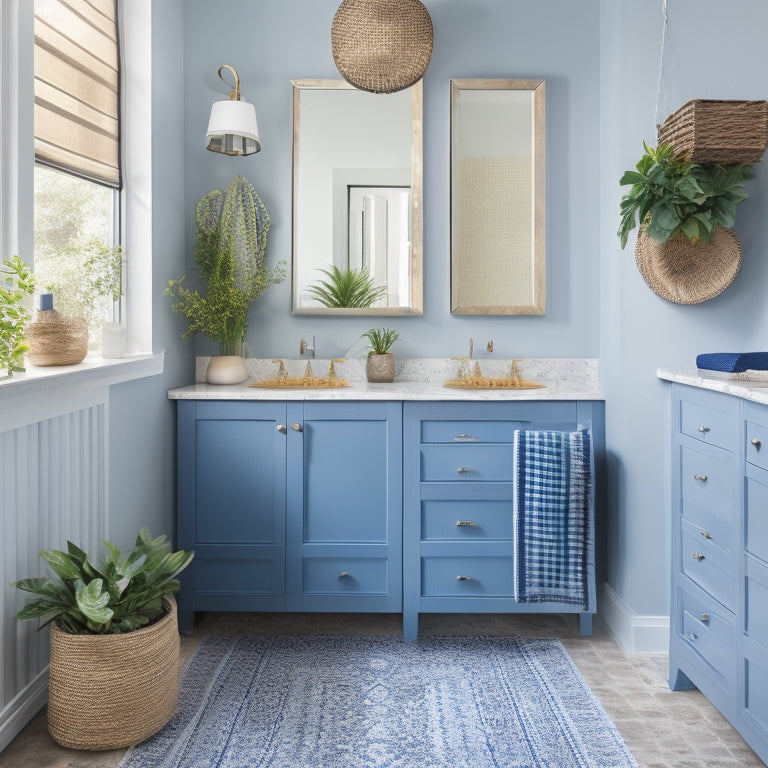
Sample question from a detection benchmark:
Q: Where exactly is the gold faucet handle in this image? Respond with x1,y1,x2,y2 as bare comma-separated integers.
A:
327,358,346,378
271,359,286,377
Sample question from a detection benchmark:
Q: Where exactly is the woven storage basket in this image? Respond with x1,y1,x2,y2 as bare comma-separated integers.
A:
634,227,742,305
657,99,768,163
26,310,88,366
47,597,179,751
331,0,433,94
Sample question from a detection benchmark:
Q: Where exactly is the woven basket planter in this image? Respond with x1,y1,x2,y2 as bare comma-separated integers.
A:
26,311,88,366
331,0,433,94
634,227,742,305
657,99,768,164
47,597,180,750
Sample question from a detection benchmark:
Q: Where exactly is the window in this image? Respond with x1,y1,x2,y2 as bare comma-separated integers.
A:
33,0,121,352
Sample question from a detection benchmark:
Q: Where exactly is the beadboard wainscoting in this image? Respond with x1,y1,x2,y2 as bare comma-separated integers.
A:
0,354,163,751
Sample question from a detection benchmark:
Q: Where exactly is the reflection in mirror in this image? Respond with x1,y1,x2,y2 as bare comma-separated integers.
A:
451,79,546,315
292,79,423,315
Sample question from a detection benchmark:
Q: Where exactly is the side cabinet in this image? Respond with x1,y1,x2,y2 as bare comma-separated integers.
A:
402,400,601,641
176,400,402,631
667,384,768,765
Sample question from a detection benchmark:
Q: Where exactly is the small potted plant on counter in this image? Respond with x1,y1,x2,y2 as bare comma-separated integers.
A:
13,528,193,750
362,326,399,383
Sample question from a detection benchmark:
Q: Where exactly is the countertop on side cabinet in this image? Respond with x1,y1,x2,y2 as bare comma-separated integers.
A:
658,367,768,405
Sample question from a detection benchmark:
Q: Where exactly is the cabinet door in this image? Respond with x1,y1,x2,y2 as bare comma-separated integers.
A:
286,401,402,611
177,401,287,621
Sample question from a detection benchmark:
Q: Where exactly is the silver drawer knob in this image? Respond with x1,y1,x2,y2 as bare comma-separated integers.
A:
456,520,476,527
693,474,708,482
276,424,287,434
339,571,350,579
685,632,698,641
699,529,713,540
698,426,710,433
456,575,474,581
455,434,478,441
692,552,706,562
700,613,710,623
457,467,473,474
752,438,762,450
291,422,303,432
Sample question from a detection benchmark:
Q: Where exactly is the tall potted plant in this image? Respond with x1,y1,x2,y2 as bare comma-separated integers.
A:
13,528,193,750
167,175,285,383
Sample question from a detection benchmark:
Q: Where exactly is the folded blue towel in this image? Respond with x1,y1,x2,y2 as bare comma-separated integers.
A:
696,352,768,373
513,429,590,608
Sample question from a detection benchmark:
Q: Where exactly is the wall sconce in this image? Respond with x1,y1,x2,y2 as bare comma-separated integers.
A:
206,65,260,156
331,0,433,94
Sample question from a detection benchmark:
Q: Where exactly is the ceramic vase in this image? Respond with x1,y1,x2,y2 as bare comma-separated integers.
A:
206,340,248,385
366,353,395,383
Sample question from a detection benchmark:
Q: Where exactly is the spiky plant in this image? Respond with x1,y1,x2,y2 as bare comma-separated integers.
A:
166,175,285,350
305,265,386,308
12,528,193,635
362,326,399,355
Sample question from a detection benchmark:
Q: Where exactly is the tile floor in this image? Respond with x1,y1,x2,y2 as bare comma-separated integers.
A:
0,612,764,768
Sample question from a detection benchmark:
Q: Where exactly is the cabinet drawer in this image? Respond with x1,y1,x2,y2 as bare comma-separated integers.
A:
301,557,388,595
746,474,768,564
679,586,735,683
681,518,737,611
743,636,768,739
420,445,515,482
421,556,514,597
680,445,738,511
746,420,768,472
746,556,768,653
421,499,514,541
681,501,734,556
420,420,517,444
679,394,738,451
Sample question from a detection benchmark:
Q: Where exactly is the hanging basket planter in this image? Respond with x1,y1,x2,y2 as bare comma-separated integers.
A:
331,0,433,94
634,227,743,305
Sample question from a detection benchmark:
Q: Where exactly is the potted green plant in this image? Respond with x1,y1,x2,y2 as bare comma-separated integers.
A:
167,175,285,383
618,142,753,303
12,528,193,750
0,255,35,378
362,326,399,383
306,265,386,308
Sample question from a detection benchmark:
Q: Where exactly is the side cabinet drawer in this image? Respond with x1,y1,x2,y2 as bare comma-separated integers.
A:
746,473,768,564
746,420,768,473
301,557,389,595
421,445,515,481
422,499,514,541
421,556,515,597
678,391,738,451
681,518,737,611
420,420,517,443
680,445,738,511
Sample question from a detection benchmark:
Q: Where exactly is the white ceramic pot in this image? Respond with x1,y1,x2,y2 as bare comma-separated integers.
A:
206,355,248,385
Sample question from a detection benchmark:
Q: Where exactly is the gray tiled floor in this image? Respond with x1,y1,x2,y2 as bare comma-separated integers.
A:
0,612,764,768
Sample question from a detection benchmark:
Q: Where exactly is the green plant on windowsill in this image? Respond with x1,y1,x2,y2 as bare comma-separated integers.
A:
618,141,753,249
305,265,386,308
0,255,35,377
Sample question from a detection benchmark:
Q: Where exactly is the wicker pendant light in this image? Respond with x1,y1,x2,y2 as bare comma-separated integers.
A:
331,0,433,94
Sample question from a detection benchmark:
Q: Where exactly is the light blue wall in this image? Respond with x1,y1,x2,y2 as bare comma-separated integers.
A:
600,0,768,616
181,0,601,360
107,0,192,552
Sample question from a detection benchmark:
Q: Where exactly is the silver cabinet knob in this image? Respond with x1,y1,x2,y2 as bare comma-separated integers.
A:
291,423,303,432
685,632,698,641
752,438,762,450
276,424,287,434
456,520,476,527
457,467,473,474
698,426,710,433
692,552,706,562
693,474,708,482
339,571,350,579
700,613,710,623
454,434,478,441
699,529,713,540
456,575,474,581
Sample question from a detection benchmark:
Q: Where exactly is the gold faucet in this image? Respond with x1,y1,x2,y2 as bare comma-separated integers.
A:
327,358,345,378
271,359,286,379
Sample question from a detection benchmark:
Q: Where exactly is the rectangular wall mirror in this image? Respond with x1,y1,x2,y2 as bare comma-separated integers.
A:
292,79,423,315
450,79,546,315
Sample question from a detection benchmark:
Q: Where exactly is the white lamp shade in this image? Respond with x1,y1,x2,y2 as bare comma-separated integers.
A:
206,99,260,155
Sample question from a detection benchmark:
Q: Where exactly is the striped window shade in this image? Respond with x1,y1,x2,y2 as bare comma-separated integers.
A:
34,0,120,189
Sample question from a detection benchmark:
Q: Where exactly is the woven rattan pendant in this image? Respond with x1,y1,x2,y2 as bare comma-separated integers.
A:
331,0,433,94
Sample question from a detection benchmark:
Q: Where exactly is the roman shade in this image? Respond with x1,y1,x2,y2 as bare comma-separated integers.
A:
34,0,120,188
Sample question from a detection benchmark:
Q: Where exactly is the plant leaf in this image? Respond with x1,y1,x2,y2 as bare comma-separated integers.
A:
75,579,113,627
41,549,83,581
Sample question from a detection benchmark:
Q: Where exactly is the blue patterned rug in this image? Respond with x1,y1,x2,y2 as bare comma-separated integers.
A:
119,635,638,768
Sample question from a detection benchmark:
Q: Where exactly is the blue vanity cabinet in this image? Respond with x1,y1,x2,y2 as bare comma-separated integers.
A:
285,401,402,612
176,399,402,631
402,400,601,641
176,400,287,631
666,384,768,765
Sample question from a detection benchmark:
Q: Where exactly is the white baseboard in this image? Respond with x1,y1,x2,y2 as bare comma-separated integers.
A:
0,669,48,753
599,583,669,654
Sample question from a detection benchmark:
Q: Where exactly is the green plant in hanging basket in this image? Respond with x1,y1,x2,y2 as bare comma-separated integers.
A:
618,141,753,249
166,175,285,350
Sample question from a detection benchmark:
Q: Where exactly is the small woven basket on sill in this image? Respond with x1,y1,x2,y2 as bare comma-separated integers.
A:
657,99,768,163
331,0,433,94
634,227,743,305
47,597,180,751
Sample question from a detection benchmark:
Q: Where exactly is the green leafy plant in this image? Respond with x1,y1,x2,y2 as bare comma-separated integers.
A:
0,255,35,376
618,141,753,249
12,528,193,635
362,327,400,356
306,265,386,308
167,175,285,351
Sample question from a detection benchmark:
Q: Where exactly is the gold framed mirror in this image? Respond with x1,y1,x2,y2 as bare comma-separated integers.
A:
291,79,423,315
450,79,546,315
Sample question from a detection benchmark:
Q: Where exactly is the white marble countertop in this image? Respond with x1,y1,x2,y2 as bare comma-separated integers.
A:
169,358,604,401
657,367,768,405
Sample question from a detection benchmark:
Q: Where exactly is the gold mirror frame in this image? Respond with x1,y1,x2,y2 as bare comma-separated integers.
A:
450,79,546,315
291,79,423,316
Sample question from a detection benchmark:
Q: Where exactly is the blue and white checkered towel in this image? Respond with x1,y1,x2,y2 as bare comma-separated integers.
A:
513,429,591,608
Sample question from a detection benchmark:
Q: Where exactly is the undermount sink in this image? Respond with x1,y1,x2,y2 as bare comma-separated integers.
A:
443,359,544,390
248,359,350,389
